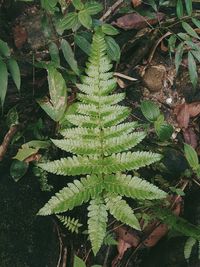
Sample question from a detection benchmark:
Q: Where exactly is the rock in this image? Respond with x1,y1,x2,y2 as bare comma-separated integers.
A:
142,65,166,92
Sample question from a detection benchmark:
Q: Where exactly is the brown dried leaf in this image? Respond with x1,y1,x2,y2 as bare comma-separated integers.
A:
183,127,198,149
13,25,27,49
132,0,142,8
112,12,165,30
174,102,200,129
174,103,190,128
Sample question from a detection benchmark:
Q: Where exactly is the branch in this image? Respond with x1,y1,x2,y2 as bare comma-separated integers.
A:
100,0,124,22
0,125,18,161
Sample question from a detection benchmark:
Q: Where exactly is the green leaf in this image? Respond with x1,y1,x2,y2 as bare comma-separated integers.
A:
192,18,200,29
185,0,192,16
168,35,177,53
175,42,184,73
37,67,67,121
0,39,11,57
56,12,78,34
13,144,39,161
41,0,58,13
156,123,173,141
10,160,29,182
102,24,119,36
188,51,198,88
49,42,60,66
184,143,199,170
74,34,91,55
78,10,92,29
182,22,199,39
184,237,196,261
72,0,84,10
85,1,103,15
88,198,108,255
25,140,50,149
105,36,121,62
0,58,8,107
6,107,19,127
141,100,160,122
61,39,80,75
7,58,21,91
176,0,183,18
73,255,86,267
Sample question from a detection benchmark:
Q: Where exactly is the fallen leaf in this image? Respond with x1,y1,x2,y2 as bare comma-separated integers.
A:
183,127,198,149
13,25,27,49
174,101,200,128
112,12,165,30
132,0,142,8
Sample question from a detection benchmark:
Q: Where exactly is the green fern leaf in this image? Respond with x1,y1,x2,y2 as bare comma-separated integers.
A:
104,173,167,200
105,194,141,231
38,175,103,215
57,215,82,233
88,197,108,255
77,92,125,105
184,237,196,261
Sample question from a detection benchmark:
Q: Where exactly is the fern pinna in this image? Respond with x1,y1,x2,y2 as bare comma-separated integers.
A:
38,31,167,255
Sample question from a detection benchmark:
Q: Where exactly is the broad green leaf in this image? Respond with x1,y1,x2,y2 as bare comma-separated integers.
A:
175,42,184,73
6,107,19,127
185,0,192,16
188,51,198,88
177,33,190,41
184,143,199,170
61,39,80,75
141,100,160,122
73,255,86,267
192,18,200,29
26,140,50,149
10,160,29,182
56,12,78,34
49,42,60,66
176,0,183,18
185,40,200,52
38,67,67,121
7,58,21,91
0,58,8,107
182,22,199,39
168,35,177,52
0,39,11,57
78,10,92,29
192,50,200,63
72,0,84,10
74,34,91,55
41,0,58,13
13,144,39,161
85,1,103,15
155,121,173,141
105,36,121,62
102,24,119,36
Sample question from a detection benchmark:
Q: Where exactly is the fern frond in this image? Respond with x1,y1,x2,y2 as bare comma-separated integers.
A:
77,93,125,105
104,132,146,155
60,122,138,140
184,237,196,261
57,215,82,233
104,173,167,200
37,175,103,215
51,138,101,155
105,194,141,231
88,197,108,255
103,233,118,245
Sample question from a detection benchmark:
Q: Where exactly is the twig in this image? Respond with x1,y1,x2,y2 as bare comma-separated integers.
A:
0,125,18,161
53,219,63,267
100,0,124,22
114,72,137,81
61,247,67,267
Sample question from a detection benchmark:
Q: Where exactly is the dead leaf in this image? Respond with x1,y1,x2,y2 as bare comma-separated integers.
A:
183,127,198,149
112,12,165,30
13,25,27,49
132,0,142,8
174,101,200,129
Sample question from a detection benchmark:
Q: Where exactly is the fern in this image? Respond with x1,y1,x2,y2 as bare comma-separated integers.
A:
38,30,167,255
57,215,82,233
184,237,196,261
